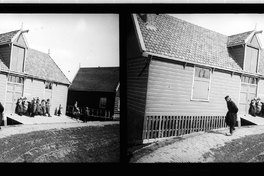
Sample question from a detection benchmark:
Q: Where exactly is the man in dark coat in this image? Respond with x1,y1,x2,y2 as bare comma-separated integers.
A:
225,95,239,136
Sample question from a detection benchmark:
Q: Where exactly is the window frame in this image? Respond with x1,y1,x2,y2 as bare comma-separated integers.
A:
45,81,53,90
190,65,212,102
99,97,107,109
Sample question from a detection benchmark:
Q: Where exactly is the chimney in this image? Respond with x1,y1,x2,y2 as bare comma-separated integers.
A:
48,49,50,55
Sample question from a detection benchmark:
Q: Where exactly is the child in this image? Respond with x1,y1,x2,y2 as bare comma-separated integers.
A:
57,104,62,116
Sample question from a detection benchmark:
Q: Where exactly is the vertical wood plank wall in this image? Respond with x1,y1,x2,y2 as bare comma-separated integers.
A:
52,83,68,115
0,74,7,104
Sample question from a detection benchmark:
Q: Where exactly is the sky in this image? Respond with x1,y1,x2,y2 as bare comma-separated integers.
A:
169,14,264,48
0,14,119,82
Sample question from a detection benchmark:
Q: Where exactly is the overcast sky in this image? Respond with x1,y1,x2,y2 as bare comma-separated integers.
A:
169,14,264,47
0,14,119,82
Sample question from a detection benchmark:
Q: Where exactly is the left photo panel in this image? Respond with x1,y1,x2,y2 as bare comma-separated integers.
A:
0,13,119,162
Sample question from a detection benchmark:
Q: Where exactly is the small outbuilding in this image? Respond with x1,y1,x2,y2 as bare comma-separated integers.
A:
127,14,264,145
67,67,119,118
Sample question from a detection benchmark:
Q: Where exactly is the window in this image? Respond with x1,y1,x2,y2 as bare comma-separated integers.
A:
45,82,52,89
8,75,24,84
191,66,211,101
241,75,257,85
99,97,107,109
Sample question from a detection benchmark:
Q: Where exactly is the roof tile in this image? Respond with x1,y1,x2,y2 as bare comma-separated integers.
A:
136,14,243,71
0,30,20,45
69,67,119,92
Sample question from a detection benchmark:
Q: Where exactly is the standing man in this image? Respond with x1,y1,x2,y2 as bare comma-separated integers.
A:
225,95,239,136
0,101,4,129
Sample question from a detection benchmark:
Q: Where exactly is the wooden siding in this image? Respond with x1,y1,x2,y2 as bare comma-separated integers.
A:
127,14,149,144
143,115,227,141
52,83,68,115
146,59,240,116
257,78,264,100
228,46,244,69
0,45,11,68
0,73,7,107
249,35,260,48
11,45,25,72
23,78,45,100
13,34,27,48
244,45,258,73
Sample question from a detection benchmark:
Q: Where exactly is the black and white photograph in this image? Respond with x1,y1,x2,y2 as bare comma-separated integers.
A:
0,13,119,162
127,13,264,163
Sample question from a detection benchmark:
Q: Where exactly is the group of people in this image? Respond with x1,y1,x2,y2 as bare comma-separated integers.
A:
15,97,52,117
249,97,264,117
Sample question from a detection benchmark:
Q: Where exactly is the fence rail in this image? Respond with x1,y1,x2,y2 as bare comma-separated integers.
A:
143,115,227,140
66,106,112,119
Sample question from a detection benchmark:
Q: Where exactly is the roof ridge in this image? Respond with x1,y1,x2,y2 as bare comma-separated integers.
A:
0,29,20,35
80,66,119,69
228,30,254,37
164,14,228,38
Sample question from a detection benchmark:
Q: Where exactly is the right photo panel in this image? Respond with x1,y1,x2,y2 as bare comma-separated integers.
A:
127,13,264,163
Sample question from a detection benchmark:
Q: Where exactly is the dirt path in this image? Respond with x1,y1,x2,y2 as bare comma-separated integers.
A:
131,125,264,163
0,121,119,162
0,121,119,139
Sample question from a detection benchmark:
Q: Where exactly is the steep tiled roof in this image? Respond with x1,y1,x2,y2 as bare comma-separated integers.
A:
227,31,253,47
69,67,119,92
25,48,70,85
135,14,243,71
0,30,20,45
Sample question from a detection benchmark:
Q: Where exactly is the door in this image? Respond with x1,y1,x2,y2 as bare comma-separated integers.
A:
5,75,24,114
239,76,257,115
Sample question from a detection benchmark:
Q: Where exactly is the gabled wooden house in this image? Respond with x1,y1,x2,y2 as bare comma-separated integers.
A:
0,29,70,120
127,14,264,145
67,67,119,118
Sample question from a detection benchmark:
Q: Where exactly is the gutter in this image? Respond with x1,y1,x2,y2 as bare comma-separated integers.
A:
142,51,264,79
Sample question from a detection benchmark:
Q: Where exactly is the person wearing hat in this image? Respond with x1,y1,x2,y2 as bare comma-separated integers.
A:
249,98,257,117
225,95,239,136
256,98,262,116
16,97,23,116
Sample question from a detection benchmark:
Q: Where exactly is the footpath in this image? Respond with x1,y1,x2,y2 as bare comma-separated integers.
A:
131,125,264,163
0,121,119,139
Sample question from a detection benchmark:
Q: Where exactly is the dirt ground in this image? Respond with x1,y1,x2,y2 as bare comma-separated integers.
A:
0,121,119,162
130,125,264,163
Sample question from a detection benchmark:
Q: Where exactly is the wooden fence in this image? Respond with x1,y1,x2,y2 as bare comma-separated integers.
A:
143,115,227,140
66,105,112,120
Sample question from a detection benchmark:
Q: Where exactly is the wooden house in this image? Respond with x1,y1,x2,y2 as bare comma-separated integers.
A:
0,29,70,121
67,67,119,118
127,14,264,145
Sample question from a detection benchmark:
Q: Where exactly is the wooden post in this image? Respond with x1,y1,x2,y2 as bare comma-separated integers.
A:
172,116,175,136
175,116,178,136
161,116,165,138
